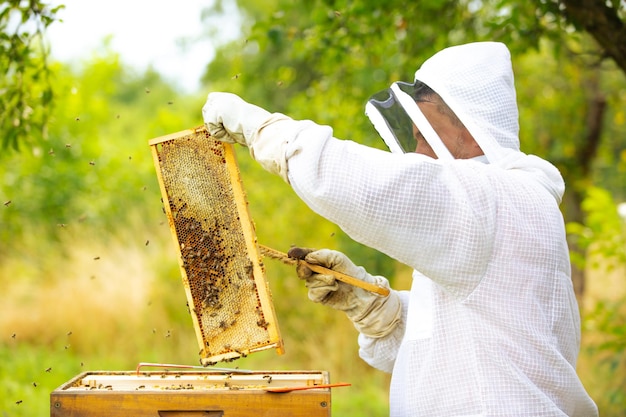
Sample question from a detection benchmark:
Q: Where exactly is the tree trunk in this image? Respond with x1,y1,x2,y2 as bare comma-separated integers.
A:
564,70,607,305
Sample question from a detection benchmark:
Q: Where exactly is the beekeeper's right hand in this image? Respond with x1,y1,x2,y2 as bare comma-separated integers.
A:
288,247,402,338
202,92,270,146
202,92,295,182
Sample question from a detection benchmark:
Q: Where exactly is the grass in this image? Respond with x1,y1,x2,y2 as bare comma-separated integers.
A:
0,219,623,417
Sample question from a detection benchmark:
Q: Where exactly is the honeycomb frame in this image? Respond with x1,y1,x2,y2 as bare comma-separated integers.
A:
149,126,284,365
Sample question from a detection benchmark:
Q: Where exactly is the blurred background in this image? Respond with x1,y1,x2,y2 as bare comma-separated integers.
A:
1,1,625,416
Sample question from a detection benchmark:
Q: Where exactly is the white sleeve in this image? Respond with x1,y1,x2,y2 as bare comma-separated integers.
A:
357,290,409,373
280,120,495,299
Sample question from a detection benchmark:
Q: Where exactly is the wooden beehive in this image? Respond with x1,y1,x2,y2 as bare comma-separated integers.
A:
149,126,283,365
50,371,331,417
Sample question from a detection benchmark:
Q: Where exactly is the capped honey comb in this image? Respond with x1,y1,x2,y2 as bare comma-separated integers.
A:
149,126,283,365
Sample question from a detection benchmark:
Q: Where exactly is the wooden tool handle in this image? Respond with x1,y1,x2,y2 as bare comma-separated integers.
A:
259,245,390,297
303,262,390,297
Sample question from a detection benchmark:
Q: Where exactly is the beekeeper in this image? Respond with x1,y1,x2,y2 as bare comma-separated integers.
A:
202,42,598,416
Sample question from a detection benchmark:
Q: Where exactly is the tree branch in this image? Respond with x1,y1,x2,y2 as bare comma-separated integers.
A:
559,0,626,73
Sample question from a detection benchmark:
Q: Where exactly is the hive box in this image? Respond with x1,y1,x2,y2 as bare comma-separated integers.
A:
51,370,332,417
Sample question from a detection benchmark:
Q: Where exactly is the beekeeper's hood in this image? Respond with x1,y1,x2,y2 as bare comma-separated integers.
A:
365,42,565,202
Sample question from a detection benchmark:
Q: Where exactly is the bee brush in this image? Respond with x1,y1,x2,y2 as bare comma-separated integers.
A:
258,245,390,297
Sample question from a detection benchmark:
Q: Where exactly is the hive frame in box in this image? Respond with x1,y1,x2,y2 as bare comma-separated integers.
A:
50,370,331,417
149,126,284,365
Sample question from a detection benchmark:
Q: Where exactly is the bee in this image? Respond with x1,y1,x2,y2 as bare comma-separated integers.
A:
65,143,72,148
93,256,100,260
89,160,95,166
32,382,37,387
48,149,55,155
45,367,52,373
263,375,273,384
15,400,22,405
3,201,11,207
145,240,150,246
145,88,151,94
67,331,72,336
75,117,80,121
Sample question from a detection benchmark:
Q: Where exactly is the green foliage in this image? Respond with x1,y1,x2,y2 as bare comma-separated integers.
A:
567,186,626,414
566,187,626,270
0,48,203,252
581,297,626,415
0,0,63,150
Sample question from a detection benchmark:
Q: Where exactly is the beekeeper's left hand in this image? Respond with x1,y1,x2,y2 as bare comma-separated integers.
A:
289,247,402,338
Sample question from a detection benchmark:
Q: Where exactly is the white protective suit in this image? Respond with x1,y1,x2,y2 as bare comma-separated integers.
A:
205,42,598,416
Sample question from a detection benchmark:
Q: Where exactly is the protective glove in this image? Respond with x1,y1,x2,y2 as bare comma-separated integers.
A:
202,92,293,181
202,92,270,145
288,247,402,338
